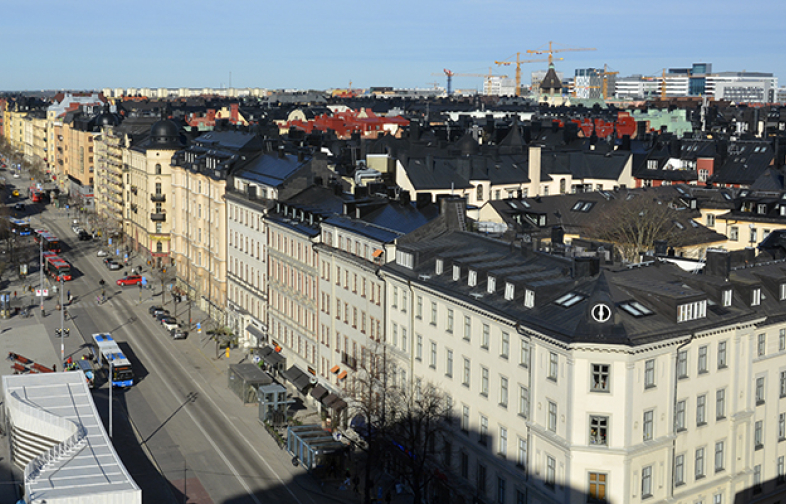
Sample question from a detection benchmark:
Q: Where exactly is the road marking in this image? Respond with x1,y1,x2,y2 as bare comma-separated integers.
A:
106,304,307,504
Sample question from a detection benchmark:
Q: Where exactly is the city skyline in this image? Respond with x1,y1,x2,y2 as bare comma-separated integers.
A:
3,0,785,92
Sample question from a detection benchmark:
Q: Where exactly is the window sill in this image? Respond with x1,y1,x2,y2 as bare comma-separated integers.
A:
518,413,528,420
547,376,557,383
695,475,705,481
590,388,610,393
480,393,488,399
697,422,707,427
500,355,509,360
755,444,764,451
756,400,765,406
644,384,656,390
499,403,508,409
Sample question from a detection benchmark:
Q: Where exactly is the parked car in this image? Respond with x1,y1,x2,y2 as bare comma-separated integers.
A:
96,250,108,257
148,305,165,316
105,260,121,271
116,275,142,286
161,317,179,331
78,230,92,241
155,312,171,323
12,173,20,179
171,327,188,340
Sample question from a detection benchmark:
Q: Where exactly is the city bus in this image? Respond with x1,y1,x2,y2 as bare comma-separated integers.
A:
44,255,72,281
8,218,31,236
91,333,134,387
34,230,62,253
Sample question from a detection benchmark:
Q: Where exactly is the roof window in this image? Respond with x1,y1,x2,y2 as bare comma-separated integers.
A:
618,301,654,317
554,293,584,308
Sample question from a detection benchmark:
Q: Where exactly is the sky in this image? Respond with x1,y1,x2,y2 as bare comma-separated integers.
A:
2,0,785,92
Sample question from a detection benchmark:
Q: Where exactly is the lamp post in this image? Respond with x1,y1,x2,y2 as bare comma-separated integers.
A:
109,359,113,439
39,225,43,313
59,277,64,364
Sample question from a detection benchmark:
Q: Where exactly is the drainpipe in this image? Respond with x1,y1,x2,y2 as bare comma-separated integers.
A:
671,333,695,498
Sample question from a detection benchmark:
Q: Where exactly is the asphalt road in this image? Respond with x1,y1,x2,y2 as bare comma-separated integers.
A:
10,178,329,504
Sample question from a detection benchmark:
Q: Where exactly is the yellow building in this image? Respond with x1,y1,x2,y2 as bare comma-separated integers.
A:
124,120,184,265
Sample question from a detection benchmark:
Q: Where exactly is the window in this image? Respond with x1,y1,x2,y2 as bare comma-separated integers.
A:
722,289,732,307
443,439,452,467
461,451,469,478
481,323,489,348
545,456,556,488
517,437,527,469
499,376,508,407
498,426,508,457
641,465,653,498
730,226,739,241
643,410,654,441
505,282,514,300
429,341,437,369
591,364,610,392
447,309,454,333
479,415,488,445
696,395,707,425
645,359,656,388
520,339,529,367
524,289,535,308
675,454,685,486
718,341,727,368
392,286,398,308
756,377,765,404
677,350,688,378
461,405,470,433
755,420,763,449
779,413,786,440
548,401,557,432
698,346,708,373
752,288,761,306
695,447,705,479
781,371,786,397
518,386,529,418
464,316,471,341
716,389,726,419
707,213,716,226
468,270,477,287
714,441,725,472
453,265,460,281
416,335,423,361
549,352,558,381
446,349,453,377
501,332,509,358
758,333,766,357
779,456,785,484
497,477,506,504
754,464,762,493
589,416,608,445
430,302,437,325
588,472,607,503
713,493,722,504
675,400,686,431
481,367,489,397
416,296,423,319
463,358,470,387
781,329,786,351
436,259,444,275
677,300,707,322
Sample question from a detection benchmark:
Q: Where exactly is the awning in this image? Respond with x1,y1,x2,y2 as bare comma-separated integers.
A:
372,249,383,258
246,325,266,341
281,365,313,393
332,399,347,411
337,370,347,380
258,346,286,368
330,365,340,374
322,393,339,407
310,384,329,401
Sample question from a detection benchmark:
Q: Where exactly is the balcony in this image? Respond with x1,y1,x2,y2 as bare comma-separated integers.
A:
341,352,357,371
150,193,166,202
151,212,166,222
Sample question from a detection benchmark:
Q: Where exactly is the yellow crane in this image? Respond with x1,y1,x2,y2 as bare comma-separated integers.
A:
595,64,619,100
494,55,552,96
431,69,508,96
526,41,597,66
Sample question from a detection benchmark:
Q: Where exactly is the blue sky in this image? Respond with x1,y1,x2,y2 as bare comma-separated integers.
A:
2,0,785,92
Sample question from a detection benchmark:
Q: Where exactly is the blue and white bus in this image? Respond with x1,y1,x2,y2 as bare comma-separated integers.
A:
8,217,31,236
91,333,134,387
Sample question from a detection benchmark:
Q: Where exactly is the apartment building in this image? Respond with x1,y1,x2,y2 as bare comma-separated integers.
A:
382,221,786,504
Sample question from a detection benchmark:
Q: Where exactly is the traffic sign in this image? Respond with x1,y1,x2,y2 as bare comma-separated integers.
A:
35,289,49,297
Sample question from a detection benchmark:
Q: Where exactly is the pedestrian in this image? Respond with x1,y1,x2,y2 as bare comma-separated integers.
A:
13,291,16,300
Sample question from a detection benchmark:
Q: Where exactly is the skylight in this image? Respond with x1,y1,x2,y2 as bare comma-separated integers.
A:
690,220,699,228
581,202,594,212
554,293,585,308
572,201,584,211
618,301,654,317
673,221,685,230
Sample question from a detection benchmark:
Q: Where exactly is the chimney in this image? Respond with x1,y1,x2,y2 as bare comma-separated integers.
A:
654,240,668,255
416,192,432,208
278,146,286,159
551,226,564,245
573,256,600,278
705,249,731,278
298,150,305,162
400,190,411,205
528,146,541,197
354,185,368,198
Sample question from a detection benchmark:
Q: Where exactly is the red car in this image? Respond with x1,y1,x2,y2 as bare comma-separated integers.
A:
116,275,143,286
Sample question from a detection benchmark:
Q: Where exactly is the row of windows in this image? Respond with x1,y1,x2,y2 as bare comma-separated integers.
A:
270,319,317,366
321,229,381,262
229,202,262,231
269,289,316,333
324,264,382,305
269,258,315,300
269,228,317,267
229,230,262,260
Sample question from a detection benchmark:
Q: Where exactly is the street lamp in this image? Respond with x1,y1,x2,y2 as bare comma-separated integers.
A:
39,225,43,313
109,358,113,440
59,277,64,364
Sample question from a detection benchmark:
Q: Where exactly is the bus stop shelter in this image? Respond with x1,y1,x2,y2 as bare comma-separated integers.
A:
287,424,348,472
228,363,273,404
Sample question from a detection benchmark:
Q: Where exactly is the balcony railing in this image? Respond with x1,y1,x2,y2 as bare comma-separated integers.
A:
341,352,357,371
151,193,166,202
151,212,166,222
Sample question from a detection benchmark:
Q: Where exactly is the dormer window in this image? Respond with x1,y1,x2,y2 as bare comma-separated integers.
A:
752,288,761,306
524,289,535,309
677,300,707,323
780,284,786,301
487,276,496,294
647,159,658,170
781,205,786,217
505,283,515,301
396,250,413,269
453,265,461,281
758,204,767,214
435,259,444,275
468,270,477,287
722,289,733,307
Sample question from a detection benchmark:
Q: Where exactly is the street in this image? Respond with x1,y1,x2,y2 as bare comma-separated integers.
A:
5,176,329,504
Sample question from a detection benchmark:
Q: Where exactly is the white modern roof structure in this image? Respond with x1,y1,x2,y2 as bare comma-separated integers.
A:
2,371,141,504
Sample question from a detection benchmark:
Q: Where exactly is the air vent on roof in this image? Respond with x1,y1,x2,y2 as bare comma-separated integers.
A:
469,293,484,300
419,274,432,281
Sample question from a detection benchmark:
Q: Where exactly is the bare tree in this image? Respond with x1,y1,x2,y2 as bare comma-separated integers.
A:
387,379,450,504
584,194,691,263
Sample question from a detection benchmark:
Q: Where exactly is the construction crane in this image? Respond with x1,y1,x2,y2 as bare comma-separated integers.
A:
431,69,508,96
594,64,619,100
526,41,596,67
494,55,551,97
